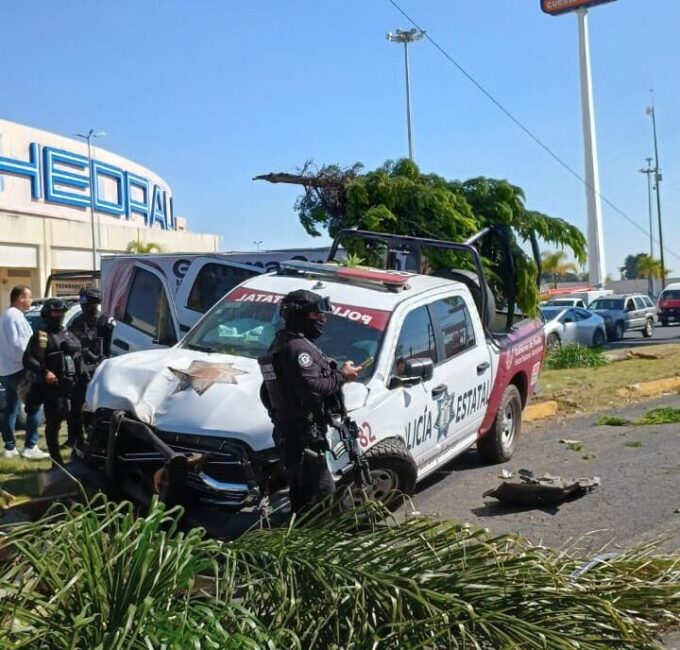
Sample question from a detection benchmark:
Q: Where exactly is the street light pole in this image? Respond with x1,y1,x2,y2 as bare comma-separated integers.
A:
646,103,665,290
386,28,425,161
75,129,106,271
639,158,655,295
253,240,263,252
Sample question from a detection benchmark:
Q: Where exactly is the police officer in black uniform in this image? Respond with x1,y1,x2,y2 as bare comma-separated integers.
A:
259,289,362,513
66,288,113,448
23,299,83,468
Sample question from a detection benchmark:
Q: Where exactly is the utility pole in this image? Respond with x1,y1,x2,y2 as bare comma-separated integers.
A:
646,101,666,289
386,28,425,161
639,157,655,295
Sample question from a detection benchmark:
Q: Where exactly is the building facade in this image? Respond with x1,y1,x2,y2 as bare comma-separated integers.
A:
0,119,219,309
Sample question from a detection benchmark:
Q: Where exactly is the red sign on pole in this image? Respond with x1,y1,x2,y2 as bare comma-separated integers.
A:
541,0,617,16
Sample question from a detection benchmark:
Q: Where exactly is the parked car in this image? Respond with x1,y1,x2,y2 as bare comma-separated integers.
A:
588,294,658,341
542,298,588,309
657,283,680,326
540,307,606,350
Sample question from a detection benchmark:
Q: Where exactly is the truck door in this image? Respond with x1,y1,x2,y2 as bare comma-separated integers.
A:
427,294,492,446
174,258,263,336
110,264,180,355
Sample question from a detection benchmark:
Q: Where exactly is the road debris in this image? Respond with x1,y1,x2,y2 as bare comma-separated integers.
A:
484,469,601,507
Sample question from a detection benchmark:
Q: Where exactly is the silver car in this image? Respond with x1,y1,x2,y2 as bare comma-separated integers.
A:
540,307,606,351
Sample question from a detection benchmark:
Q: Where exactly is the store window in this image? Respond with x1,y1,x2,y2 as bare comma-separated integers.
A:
123,267,177,345
186,263,259,313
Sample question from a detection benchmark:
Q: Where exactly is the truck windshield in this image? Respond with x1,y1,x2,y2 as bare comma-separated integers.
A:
589,299,624,310
181,289,389,371
660,290,680,300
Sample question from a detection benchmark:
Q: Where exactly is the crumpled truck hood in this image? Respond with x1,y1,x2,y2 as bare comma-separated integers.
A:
86,347,368,452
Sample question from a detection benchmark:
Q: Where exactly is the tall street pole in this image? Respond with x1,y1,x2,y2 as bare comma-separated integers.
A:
75,129,105,271
387,28,425,161
577,8,606,289
647,104,665,289
639,157,655,294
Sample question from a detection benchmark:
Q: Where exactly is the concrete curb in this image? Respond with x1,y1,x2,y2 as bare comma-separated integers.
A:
524,401,558,422
616,376,680,398
526,375,680,423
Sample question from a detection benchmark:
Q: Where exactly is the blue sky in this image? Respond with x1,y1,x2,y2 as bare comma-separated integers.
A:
1,0,678,276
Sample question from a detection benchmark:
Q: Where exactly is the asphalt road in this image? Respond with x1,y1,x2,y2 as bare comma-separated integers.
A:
605,322,680,349
406,395,680,553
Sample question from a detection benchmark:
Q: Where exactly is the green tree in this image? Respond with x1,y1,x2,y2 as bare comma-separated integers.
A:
636,254,666,280
619,253,645,280
126,239,164,254
541,250,579,289
255,159,586,315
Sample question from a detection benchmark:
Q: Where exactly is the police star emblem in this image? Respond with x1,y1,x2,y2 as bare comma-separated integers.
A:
168,361,247,396
433,389,456,442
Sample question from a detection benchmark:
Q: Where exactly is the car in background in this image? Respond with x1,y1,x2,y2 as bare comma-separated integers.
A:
657,283,680,326
542,297,588,309
588,294,658,341
540,306,606,351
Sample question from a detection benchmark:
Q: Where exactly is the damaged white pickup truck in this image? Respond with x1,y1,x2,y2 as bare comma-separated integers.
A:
80,229,545,517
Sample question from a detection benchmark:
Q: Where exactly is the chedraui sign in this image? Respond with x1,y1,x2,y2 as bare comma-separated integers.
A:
541,0,617,16
0,142,174,229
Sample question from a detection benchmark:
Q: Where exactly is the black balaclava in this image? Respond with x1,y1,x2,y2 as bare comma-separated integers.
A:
285,310,325,340
44,311,64,333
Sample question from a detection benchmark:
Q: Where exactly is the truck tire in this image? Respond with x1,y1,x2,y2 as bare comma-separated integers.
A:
642,319,654,338
337,438,417,511
613,321,625,341
661,317,668,327
477,384,522,464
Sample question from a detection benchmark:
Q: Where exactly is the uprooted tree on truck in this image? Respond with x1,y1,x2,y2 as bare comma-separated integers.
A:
254,158,586,316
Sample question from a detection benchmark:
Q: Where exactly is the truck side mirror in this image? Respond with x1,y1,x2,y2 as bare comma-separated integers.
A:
389,357,434,388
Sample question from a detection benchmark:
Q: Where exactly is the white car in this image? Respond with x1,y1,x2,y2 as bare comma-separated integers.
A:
540,306,606,350
542,298,587,309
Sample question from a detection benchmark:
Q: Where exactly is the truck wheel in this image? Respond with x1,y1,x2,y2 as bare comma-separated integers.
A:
546,333,561,352
591,329,605,347
613,322,625,341
661,318,668,327
642,319,654,338
477,384,522,464
337,438,417,511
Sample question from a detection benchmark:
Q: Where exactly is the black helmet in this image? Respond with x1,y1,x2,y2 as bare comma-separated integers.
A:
40,298,69,319
79,287,101,305
280,290,332,319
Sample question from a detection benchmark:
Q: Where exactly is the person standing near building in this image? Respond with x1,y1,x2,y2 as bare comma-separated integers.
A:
66,288,114,449
23,299,83,468
258,290,362,513
0,286,48,459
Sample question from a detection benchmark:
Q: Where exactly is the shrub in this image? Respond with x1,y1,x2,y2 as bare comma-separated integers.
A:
545,343,609,370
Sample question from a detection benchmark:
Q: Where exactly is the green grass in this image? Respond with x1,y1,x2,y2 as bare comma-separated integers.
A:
596,415,632,426
536,343,680,415
596,407,680,428
1,496,680,649
544,343,609,370
0,427,67,504
624,441,643,448
637,407,680,425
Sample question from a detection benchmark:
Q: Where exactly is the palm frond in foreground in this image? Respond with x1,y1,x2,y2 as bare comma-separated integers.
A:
0,496,678,649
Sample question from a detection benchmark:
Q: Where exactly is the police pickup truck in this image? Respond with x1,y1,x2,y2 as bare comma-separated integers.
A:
81,229,545,513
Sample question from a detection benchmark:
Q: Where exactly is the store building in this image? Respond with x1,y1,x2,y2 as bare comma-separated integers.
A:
0,119,219,309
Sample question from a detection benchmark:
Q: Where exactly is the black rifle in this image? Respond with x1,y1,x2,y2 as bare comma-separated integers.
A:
326,392,372,490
